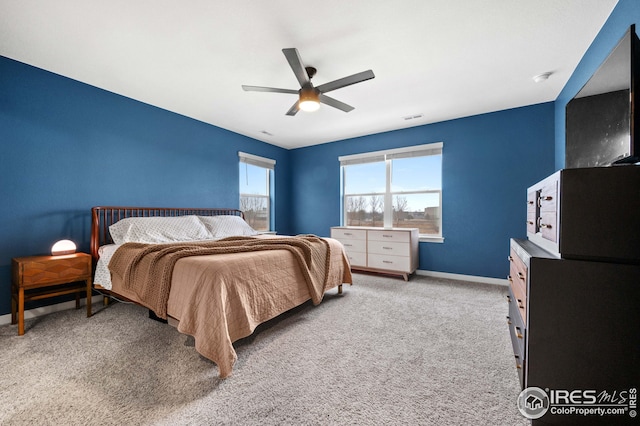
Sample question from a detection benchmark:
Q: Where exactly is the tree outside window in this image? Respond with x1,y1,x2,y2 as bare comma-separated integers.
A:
239,152,274,232
340,143,442,238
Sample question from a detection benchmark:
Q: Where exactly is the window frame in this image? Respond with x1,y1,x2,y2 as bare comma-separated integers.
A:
339,142,443,243
239,151,275,232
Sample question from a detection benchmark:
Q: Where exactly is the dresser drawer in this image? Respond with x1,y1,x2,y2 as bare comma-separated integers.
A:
538,180,557,212
331,226,418,280
526,171,561,256
367,240,410,257
338,238,367,253
537,179,559,245
508,316,526,362
507,285,526,389
508,249,528,312
368,230,410,243
508,283,527,326
368,253,411,272
330,228,367,241
527,190,537,212
526,212,536,234
513,354,525,388
507,286,526,357
344,251,366,267
539,212,557,243
509,248,528,278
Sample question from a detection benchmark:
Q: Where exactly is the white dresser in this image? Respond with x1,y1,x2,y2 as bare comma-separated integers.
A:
330,226,419,281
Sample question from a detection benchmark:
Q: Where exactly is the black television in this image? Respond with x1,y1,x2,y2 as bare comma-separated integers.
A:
566,25,640,168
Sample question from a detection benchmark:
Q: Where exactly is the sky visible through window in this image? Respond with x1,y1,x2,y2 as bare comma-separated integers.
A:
240,163,268,195
239,162,270,231
344,155,442,211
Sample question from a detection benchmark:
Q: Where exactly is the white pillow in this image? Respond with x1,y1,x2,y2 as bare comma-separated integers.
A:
109,215,213,244
197,215,258,238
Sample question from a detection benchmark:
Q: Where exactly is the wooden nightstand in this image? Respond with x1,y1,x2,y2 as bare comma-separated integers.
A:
11,253,92,335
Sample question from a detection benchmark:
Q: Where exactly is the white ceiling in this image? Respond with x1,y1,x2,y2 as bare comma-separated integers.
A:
0,0,619,149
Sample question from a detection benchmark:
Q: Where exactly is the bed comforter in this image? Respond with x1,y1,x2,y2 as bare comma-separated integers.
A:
108,235,352,378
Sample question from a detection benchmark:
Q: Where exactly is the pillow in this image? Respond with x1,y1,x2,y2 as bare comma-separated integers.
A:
109,215,213,244
197,215,258,238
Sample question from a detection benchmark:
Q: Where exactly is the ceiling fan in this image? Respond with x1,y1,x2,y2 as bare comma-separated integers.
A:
242,48,375,116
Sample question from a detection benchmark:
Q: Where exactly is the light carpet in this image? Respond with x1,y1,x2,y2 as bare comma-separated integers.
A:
0,273,527,425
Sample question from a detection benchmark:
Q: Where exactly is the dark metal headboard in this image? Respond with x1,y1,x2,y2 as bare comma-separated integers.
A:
90,206,244,260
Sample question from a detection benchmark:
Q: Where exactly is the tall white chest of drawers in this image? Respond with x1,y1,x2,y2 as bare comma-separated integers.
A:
330,226,419,280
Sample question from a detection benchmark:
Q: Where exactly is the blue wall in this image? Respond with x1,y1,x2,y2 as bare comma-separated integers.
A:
0,56,291,316
10,0,632,316
555,0,640,169
290,103,556,279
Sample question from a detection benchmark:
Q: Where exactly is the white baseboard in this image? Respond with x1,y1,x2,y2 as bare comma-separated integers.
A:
416,269,508,286
0,295,104,326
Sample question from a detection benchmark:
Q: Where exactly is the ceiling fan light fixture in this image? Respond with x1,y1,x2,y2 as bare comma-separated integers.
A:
242,48,374,115
299,88,320,112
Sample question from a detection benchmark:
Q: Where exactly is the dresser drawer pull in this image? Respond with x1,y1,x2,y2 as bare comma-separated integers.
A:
382,246,393,250
507,275,513,283
514,326,523,339
527,200,535,205
344,232,353,236
539,223,553,229
526,220,534,225
517,272,525,281
537,196,553,207
508,255,513,262
506,295,512,303
506,315,512,325
382,260,393,264
382,234,394,238
517,299,525,309
344,243,353,247
515,355,522,369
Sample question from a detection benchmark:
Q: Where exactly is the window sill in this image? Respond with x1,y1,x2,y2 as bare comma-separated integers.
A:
419,236,444,243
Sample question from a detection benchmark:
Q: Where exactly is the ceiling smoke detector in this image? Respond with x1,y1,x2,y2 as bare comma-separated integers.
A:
533,72,552,83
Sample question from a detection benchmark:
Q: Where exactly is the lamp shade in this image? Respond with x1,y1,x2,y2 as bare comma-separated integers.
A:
299,88,320,112
51,239,76,256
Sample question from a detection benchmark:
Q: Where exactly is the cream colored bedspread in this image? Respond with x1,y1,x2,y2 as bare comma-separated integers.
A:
109,235,352,378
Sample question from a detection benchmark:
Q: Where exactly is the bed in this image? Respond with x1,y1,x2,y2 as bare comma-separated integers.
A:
90,206,352,378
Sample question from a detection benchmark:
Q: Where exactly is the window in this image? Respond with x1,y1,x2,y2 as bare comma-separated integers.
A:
339,142,443,241
239,152,275,232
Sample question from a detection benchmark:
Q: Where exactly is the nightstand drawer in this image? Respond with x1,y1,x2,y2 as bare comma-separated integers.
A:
11,252,93,335
13,254,92,287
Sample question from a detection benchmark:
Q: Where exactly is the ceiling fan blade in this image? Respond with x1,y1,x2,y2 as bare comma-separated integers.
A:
282,48,310,88
242,85,298,94
285,101,300,116
319,93,355,113
316,70,375,94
